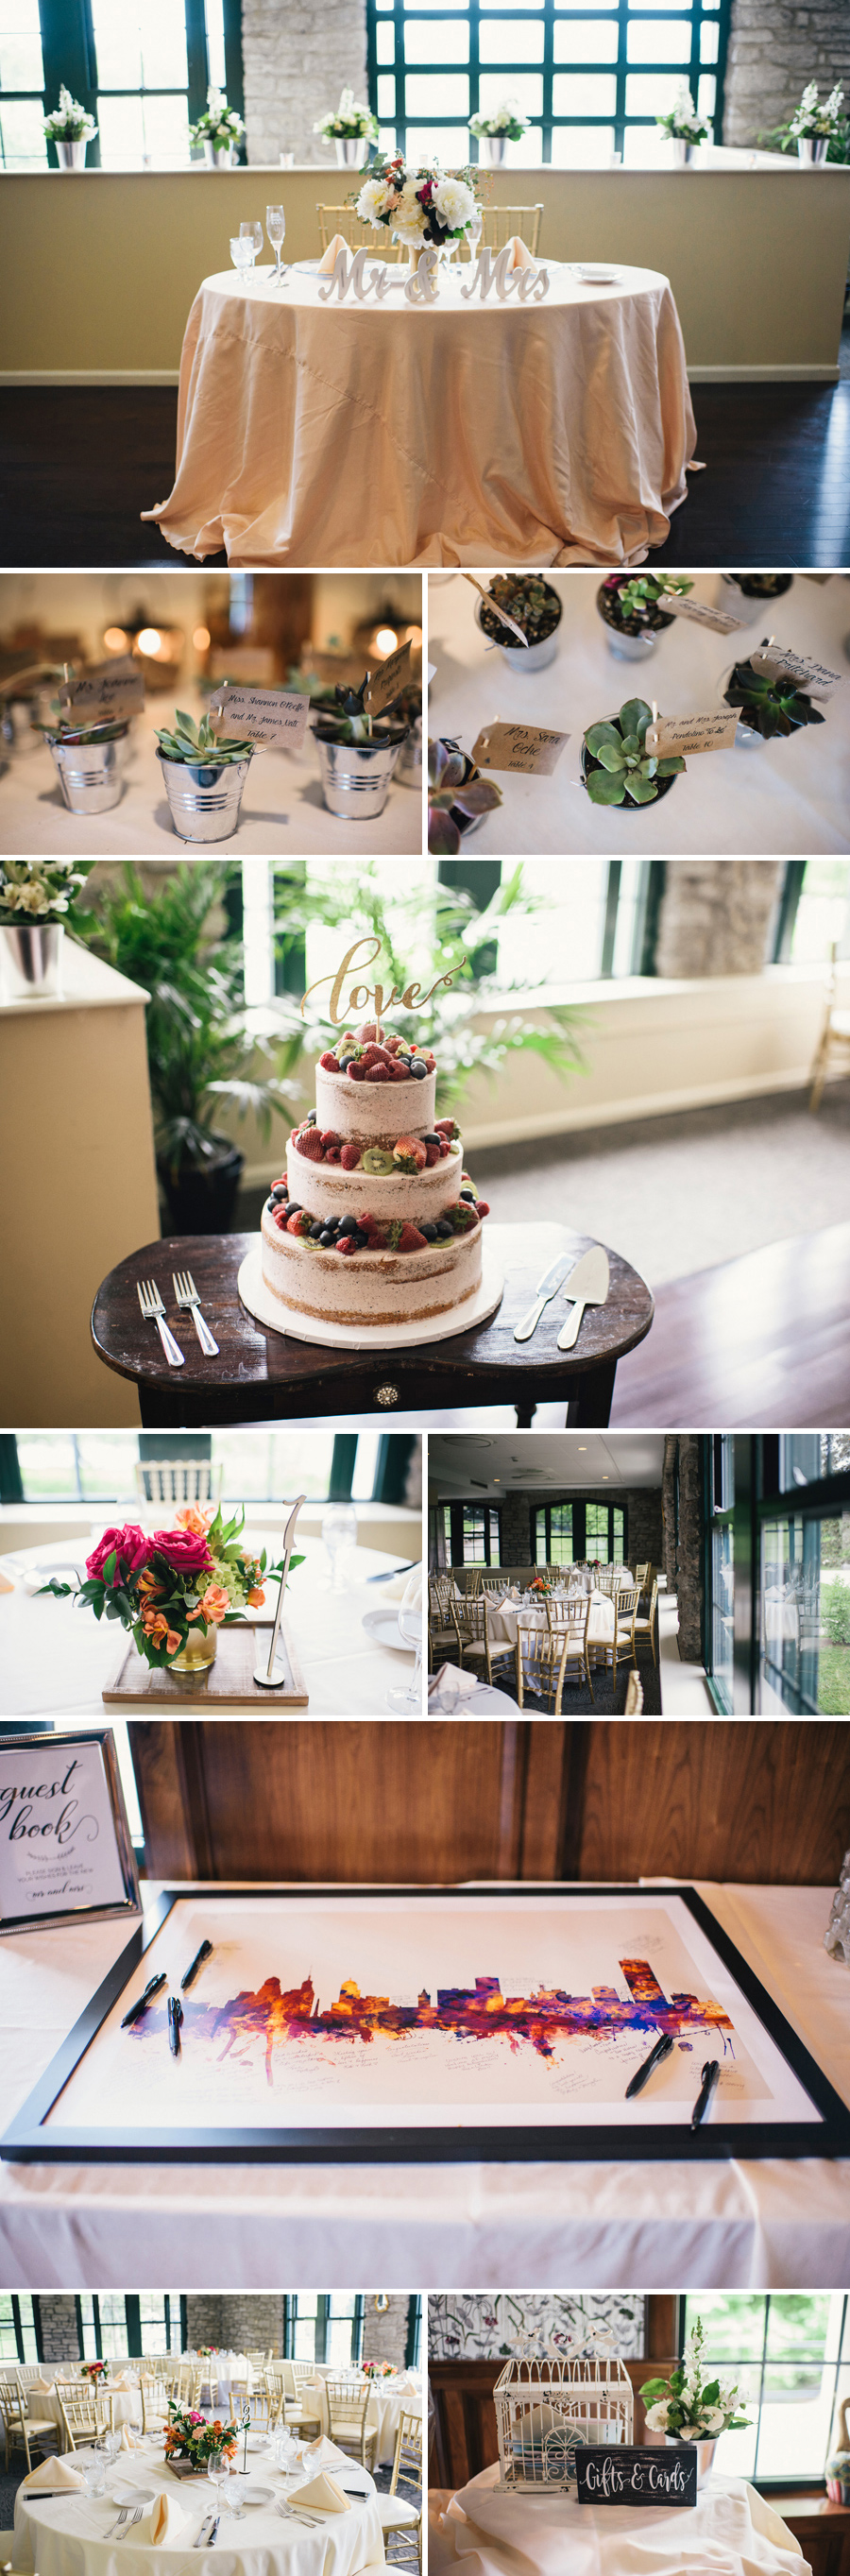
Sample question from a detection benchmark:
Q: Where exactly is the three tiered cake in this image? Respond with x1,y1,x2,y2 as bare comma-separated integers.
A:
259,1024,491,1330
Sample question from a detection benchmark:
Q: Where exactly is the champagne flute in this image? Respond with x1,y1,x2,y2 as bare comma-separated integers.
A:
239,218,264,274
266,203,286,285
386,1566,423,1713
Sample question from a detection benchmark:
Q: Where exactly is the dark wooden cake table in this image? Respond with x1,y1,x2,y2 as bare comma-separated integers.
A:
91,1221,654,1428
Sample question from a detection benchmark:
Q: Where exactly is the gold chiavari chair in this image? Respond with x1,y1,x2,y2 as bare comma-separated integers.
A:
634,1561,651,1609
633,1578,659,1667
57,2386,99,2450
0,2374,60,2474
603,1582,638,1677
324,2380,378,2472
315,205,406,261
460,203,543,258
280,2361,321,2430
515,1617,571,1714
624,1669,644,1714
428,1578,458,1670
140,2375,170,2437
377,2409,423,2570
246,2347,272,2371
548,1594,594,1702
450,1594,514,1691
809,942,850,1111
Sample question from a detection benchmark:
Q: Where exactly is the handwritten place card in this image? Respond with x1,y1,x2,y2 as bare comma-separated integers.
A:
575,2448,697,2510
751,643,843,700
662,595,747,637
212,684,312,750
365,640,414,716
0,1730,140,1935
471,719,570,775
60,654,144,724
644,709,740,756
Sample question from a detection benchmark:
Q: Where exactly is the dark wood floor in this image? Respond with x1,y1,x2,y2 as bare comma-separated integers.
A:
610,1220,850,1428
2,375,849,567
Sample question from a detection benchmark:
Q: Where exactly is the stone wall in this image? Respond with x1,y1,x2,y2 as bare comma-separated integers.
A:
241,0,368,167
663,1435,704,1663
362,2298,411,2368
183,2296,284,2353
654,862,783,981
37,2296,80,2361
724,0,849,147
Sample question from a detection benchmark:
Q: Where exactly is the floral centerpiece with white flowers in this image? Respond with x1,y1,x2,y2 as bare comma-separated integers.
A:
43,85,97,146
469,103,529,143
356,154,481,258
0,860,92,926
656,84,708,145
641,2317,750,2448
39,1503,303,1674
189,85,245,153
314,87,379,145
766,80,847,155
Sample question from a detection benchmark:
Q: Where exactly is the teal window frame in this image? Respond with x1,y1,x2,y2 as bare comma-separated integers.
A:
680,2294,850,2489
1,0,244,168
366,0,729,162
534,1499,626,1561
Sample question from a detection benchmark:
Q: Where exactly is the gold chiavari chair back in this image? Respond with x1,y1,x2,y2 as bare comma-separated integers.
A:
315,204,406,261
548,1592,594,1703
140,2374,169,2436
634,1577,659,1665
604,1582,638,1673
1,2373,59,2474
381,2407,423,2570
57,2386,99,2448
324,2380,377,2471
470,203,543,257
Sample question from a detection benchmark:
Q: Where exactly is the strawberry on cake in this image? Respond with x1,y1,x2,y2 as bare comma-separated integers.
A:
260,1023,491,1330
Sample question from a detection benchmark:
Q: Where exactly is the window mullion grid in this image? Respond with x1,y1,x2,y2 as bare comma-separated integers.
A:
615,0,629,160
542,0,553,161
184,0,211,128
394,0,404,154
469,0,480,154
688,0,701,119
753,2296,771,2482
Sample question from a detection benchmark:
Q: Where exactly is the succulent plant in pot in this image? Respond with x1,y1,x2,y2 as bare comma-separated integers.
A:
581,697,686,808
597,573,693,659
721,655,827,744
428,737,503,852
477,573,563,671
313,674,410,820
156,708,257,843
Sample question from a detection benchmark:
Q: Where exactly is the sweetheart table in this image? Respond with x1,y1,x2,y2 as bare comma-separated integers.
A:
143,264,696,570
433,2464,808,2576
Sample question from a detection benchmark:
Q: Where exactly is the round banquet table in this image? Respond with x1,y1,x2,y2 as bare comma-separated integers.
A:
143,263,696,570
32,2372,142,2436
14,2436,384,2576
434,2463,808,2576
485,1591,616,1660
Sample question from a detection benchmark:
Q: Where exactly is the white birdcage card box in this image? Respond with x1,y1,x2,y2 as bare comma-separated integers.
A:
493,2356,634,2491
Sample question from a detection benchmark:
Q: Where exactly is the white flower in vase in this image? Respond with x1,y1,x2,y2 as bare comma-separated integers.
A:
434,175,476,231
357,176,394,223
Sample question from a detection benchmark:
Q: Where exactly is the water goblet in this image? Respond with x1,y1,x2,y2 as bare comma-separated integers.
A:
207,2447,229,2517
239,218,264,273
230,235,253,294
266,203,286,285
321,1502,358,1592
386,1565,423,1714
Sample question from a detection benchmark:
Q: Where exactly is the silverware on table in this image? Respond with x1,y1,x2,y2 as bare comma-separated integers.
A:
556,1244,610,1352
514,1252,578,1343
137,1279,184,1369
194,2513,214,2549
172,1270,220,1356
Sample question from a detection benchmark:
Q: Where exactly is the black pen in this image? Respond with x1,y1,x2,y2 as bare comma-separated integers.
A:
121,1972,167,2028
167,1995,183,2057
691,2058,720,2129
180,1939,212,1992
624,2031,674,2099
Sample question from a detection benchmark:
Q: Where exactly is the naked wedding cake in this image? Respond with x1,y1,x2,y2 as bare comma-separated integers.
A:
260,1024,490,1329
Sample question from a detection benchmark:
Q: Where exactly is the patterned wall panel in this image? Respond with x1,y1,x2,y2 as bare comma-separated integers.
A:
428,2294,645,2360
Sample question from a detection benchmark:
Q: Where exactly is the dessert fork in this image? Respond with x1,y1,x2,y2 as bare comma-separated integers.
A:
173,1269,220,1356
137,1279,184,1368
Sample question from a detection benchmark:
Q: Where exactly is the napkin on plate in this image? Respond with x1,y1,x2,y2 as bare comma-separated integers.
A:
317,232,348,273
111,2374,131,2389
293,2473,348,2515
372,1570,415,1605
22,2459,84,2494
26,2377,53,2395
505,233,536,269
428,1663,480,1705
137,2491,191,2545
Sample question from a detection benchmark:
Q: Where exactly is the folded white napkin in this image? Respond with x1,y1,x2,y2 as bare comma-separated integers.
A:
373,1569,416,1605
120,2424,137,2451
506,233,536,269
111,2373,130,2390
317,231,348,273
304,2436,348,2467
26,2377,53,2395
22,2458,83,2494
137,2491,191,2546
293,2472,348,2515
429,1663,479,1703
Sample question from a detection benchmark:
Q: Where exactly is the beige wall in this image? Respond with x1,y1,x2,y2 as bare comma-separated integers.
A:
1,163,848,380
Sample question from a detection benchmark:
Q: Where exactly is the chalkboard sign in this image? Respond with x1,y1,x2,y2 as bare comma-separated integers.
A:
575,2446,697,2508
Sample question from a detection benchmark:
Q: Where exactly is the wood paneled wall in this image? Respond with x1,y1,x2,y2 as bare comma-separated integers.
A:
129,1720,850,1887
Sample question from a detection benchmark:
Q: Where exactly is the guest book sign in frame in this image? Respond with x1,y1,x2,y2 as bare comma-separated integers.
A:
0,1729,141,1937
3,1883,848,2162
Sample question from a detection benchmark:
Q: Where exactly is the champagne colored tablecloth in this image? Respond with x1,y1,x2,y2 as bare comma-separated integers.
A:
143,264,696,570
433,2464,808,2576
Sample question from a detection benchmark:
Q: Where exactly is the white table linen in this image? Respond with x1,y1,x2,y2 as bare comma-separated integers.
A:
33,2371,142,2435
306,2373,422,2466
428,570,850,855
428,1672,518,1714
434,2464,808,2576
1,1880,847,2289
0,1532,419,1718
14,2436,384,2576
485,1593,615,1650
142,263,695,570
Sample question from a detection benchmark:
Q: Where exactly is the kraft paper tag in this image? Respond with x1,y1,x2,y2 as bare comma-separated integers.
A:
662,595,747,637
60,653,144,723
750,643,843,701
212,684,311,748
471,719,570,776
644,709,740,756
365,640,413,715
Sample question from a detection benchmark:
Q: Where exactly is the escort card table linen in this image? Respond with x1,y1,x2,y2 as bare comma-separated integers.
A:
433,2465,807,2576
13,2438,384,2576
1,1879,847,2289
143,264,696,571
428,571,850,856
0,1533,419,1719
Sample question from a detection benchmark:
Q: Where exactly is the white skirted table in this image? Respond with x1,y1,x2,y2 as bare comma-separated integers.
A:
143,264,696,569
432,2465,808,2576
14,2438,384,2576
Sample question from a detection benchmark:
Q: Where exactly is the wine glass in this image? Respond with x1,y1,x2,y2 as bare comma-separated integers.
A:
386,1566,423,1713
239,218,264,273
230,235,253,294
266,203,286,285
207,2447,229,2516
321,1502,358,1592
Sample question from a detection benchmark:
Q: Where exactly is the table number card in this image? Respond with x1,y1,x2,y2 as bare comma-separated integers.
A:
0,1730,141,1936
365,640,413,715
644,709,740,756
750,644,843,700
211,684,312,750
575,2447,697,2508
472,719,570,775
662,596,748,637
59,654,145,724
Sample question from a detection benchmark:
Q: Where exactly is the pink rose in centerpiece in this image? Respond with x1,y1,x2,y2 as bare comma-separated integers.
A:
151,1527,215,1577
86,1525,150,1585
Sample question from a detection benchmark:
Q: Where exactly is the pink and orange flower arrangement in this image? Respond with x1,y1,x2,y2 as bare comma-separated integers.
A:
164,2401,239,2468
39,1503,302,1672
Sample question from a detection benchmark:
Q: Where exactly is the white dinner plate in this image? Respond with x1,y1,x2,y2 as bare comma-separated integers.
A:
241,2484,274,2505
110,2484,155,2505
574,263,620,282
291,259,321,271
361,1606,408,1653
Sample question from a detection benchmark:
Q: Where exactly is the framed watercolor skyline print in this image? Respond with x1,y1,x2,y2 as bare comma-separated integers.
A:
0,1729,141,1938
3,1883,848,2163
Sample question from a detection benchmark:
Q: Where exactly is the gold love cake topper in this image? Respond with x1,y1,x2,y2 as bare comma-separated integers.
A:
301,935,462,1026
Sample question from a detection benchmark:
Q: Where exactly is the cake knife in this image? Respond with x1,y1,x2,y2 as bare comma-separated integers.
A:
514,1252,579,1342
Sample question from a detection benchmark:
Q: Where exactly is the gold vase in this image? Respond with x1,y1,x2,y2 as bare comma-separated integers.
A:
170,1625,219,1676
